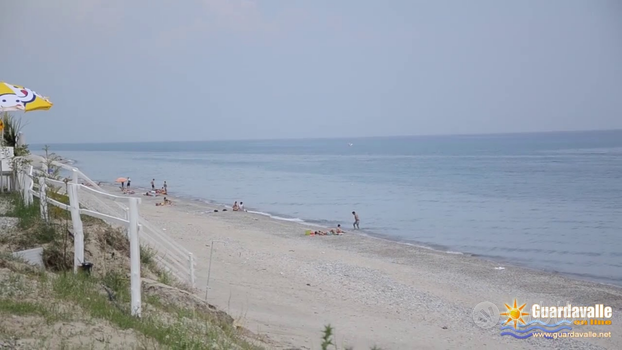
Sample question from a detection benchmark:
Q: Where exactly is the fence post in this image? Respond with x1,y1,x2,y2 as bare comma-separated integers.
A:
67,183,84,274
72,168,79,184
0,158,4,193
128,197,142,317
39,177,48,222
189,253,196,288
20,168,28,204
26,166,34,205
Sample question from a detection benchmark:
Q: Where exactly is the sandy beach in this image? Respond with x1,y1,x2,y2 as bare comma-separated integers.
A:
100,184,621,350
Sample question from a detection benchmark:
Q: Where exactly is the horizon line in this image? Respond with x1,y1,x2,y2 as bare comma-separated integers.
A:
30,128,622,146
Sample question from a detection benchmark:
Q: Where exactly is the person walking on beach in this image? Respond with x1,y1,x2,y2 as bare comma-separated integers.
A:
352,211,360,229
127,177,131,188
151,179,155,190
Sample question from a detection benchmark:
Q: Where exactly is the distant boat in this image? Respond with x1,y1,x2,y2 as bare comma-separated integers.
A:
348,143,353,147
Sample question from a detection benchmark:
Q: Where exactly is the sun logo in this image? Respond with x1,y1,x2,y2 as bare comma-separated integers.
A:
500,299,529,329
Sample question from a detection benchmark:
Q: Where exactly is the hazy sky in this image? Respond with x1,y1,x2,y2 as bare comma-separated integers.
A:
2,0,621,144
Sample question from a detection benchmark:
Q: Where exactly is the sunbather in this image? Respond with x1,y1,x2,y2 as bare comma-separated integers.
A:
232,201,240,211
330,224,345,235
155,197,172,206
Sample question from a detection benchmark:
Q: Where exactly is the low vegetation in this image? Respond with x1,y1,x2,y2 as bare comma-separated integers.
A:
1,112,30,156
0,192,264,349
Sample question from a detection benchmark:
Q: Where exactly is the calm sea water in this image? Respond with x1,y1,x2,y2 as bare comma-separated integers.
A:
37,131,622,286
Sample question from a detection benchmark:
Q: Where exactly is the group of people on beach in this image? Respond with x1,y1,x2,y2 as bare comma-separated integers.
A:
232,201,245,212
151,179,167,194
118,177,170,206
307,224,345,236
117,177,362,232
142,179,168,196
306,212,360,236
119,177,136,194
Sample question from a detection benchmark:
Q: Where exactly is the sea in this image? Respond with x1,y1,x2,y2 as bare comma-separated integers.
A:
35,130,622,286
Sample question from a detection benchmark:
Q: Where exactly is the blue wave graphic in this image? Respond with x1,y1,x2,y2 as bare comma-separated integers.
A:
521,319,572,327
500,326,572,334
501,332,536,339
500,319,572,329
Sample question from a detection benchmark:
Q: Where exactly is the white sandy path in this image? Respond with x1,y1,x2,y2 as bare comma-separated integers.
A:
108,187,621,350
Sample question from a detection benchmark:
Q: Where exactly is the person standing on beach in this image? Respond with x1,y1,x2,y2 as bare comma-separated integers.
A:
352,211,360,229
151,179,155,190
127,177,131,188
163,181,167,192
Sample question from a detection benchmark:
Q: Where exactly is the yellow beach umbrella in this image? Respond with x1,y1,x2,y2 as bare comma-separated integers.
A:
0,82,53,113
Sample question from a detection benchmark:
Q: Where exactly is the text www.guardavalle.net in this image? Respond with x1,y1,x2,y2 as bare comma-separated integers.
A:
532,331,612,339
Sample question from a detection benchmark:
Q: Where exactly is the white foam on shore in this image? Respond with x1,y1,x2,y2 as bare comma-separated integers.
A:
445,251,464,255
247,210,306,223
351,230,468,256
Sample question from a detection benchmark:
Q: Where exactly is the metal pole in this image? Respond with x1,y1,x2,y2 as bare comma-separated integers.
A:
205,243,214,300
128,197,142,317
205,240,225,300
188,252,195,289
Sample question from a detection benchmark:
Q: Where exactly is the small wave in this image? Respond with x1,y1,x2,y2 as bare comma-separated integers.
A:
445,251,463,255
246,210,306,223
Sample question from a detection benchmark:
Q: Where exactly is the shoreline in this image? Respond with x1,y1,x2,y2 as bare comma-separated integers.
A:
95,182,622,349
101,180,622,289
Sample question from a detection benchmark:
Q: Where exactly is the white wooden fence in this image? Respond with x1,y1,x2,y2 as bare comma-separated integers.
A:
13,155,198,317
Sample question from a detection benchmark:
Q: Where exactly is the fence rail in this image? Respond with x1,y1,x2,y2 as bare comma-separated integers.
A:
12,154,198,317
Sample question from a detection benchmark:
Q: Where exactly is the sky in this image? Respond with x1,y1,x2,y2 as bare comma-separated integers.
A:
2,0,621,144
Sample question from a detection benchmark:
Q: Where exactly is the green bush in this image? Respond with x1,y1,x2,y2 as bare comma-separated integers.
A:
1,112,29,156
321,325,383,350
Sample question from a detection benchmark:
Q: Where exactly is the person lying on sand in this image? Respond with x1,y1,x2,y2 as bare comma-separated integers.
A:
232,201,240,211
305,227,344,236
330,224,345,235
155,197,173,206
306,230,332,236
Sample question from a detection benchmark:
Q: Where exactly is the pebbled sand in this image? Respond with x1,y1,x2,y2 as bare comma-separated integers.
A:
109,185,621,350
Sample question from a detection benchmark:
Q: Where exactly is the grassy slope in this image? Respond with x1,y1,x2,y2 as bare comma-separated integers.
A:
0,192,266,350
